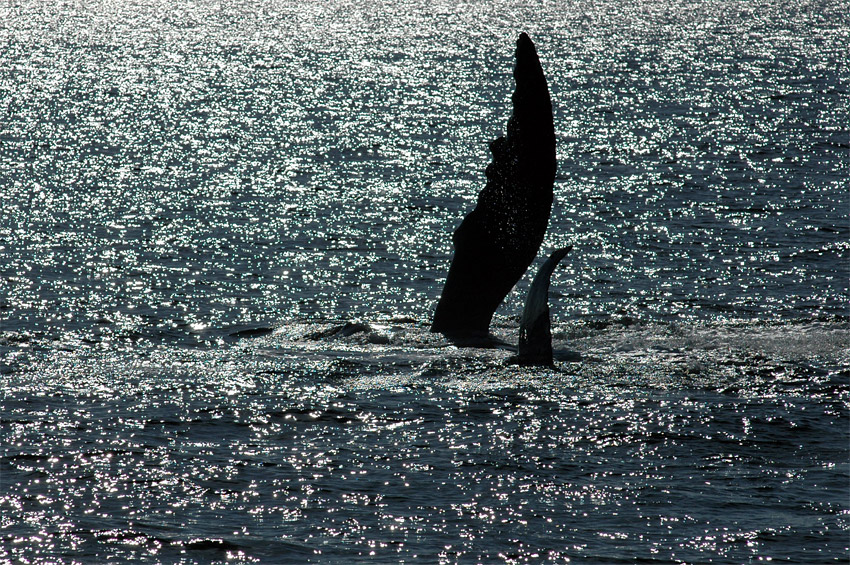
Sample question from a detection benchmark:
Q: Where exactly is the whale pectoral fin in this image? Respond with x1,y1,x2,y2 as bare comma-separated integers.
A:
547,246,572,267
431,33,555,336
515,246,572,366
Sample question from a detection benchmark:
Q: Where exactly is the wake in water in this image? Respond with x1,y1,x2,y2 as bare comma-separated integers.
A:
9,317,844,397
274,318,849,393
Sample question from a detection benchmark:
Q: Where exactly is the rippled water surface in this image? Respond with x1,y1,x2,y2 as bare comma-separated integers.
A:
1,0,848,563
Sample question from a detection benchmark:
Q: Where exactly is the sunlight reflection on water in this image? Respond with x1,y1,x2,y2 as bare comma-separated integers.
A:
1,0,848,562
1,0,847,345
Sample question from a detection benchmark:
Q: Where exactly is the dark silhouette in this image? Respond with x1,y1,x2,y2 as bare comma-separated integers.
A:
431,33,556,336
514,247,571,366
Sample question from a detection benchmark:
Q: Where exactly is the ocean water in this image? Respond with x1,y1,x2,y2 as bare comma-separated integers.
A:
1,0,848,563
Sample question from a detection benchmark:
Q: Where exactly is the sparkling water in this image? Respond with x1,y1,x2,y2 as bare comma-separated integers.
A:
1,1,848,562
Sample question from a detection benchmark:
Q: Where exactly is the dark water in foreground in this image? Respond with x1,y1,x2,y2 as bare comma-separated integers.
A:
4,321,850,563
2,0,849,563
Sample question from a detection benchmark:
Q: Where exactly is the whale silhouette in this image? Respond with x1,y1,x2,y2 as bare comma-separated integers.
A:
432,33,556,337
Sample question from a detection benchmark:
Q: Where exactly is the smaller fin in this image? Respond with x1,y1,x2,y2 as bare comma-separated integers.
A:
515,246,572,366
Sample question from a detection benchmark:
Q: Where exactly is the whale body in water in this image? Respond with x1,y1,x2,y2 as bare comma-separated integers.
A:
431,33,557,337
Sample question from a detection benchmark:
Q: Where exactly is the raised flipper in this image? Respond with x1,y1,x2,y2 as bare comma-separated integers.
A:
514,246,571,366
431,33,556,336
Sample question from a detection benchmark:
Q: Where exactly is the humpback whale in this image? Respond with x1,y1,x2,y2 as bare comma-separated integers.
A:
514,247,571,366
431,33,556,336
